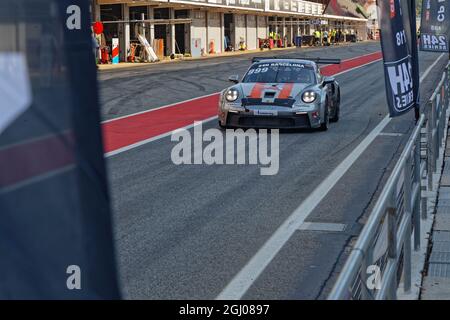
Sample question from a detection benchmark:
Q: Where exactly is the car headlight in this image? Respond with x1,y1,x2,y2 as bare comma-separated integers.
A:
302,91,317,103
225,88,239,102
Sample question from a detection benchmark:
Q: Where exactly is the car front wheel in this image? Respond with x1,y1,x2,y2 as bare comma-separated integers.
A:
330,90,340,123
319,99,330,131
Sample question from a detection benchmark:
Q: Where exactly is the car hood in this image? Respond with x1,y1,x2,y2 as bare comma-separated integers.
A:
238,82,313,100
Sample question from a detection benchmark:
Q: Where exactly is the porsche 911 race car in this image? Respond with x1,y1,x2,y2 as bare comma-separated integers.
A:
218,57,341,130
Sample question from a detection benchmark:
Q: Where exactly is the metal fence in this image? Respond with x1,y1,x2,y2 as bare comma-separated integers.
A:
328,62,450,300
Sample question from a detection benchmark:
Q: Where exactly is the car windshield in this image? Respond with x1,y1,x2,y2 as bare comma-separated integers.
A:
242,62,316,84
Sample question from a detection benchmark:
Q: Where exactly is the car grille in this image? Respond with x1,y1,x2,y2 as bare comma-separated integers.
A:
241,98,295,107
226,113,310,128
238,117,296,127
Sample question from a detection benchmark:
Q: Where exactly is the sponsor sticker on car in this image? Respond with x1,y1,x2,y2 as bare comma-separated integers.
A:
254,109,278,116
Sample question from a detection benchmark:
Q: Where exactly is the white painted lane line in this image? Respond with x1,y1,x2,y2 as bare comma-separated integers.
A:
216,53,446,300
0,165,75,195
420,53,445,82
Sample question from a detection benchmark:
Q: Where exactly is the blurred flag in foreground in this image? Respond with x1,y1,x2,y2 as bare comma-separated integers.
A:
0,0,120,299
377,0,420,117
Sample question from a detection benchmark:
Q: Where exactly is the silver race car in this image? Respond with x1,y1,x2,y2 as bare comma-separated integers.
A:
218,57,341,131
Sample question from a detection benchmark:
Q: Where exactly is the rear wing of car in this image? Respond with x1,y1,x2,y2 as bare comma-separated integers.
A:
251,57,341,64
302,58,341,64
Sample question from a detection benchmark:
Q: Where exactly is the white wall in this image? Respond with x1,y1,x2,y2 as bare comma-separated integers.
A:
293,18,299,38
356,23,367,41
207,12,222,53
246,15,257,50
234,14,246,49
120,4,130,61
285,18,292,44
191,10,207,55
257,15,267,39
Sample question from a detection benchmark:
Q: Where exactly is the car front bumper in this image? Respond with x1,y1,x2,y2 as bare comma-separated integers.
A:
223,111,319,129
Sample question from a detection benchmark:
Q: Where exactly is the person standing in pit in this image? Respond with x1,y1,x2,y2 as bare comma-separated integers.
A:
331,29,336,44
323,29,329,46
314,29,321,46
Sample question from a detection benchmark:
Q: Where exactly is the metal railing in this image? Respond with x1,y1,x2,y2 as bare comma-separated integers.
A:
328,62,450,300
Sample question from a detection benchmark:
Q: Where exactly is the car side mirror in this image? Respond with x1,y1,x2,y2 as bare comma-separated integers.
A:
322,76,335,86
228,75,239,84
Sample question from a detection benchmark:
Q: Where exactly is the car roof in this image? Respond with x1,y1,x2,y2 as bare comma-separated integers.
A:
252,59,316,66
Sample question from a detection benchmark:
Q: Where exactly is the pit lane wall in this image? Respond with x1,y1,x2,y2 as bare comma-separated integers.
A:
92,0,368,61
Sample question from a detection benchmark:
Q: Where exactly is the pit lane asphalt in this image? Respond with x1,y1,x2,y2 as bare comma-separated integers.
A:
99,42,381,121
99,42,448,299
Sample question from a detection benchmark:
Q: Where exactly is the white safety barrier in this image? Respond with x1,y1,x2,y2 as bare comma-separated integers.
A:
328,62,450,300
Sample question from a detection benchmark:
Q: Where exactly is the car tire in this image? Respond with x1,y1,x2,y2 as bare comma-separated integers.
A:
330,90,340,123
319,97,330,131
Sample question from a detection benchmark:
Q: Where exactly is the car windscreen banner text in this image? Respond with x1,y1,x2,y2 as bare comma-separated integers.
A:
377,0,418,117
420,0,450,52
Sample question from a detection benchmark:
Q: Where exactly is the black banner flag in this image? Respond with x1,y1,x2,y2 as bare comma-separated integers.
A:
378,0,419,117
0,0,121,299
420,0,450,52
